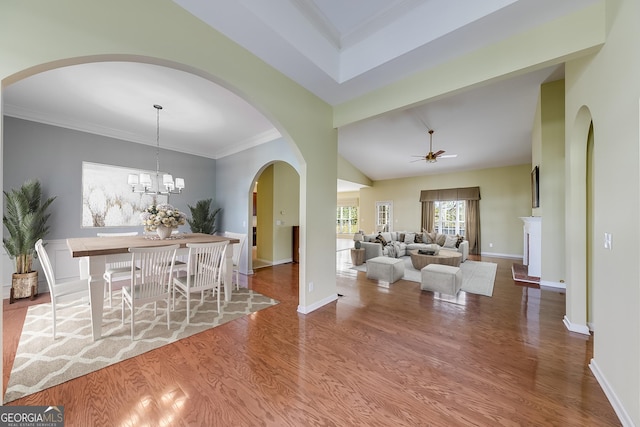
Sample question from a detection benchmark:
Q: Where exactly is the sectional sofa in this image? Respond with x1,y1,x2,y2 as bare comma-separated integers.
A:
359,231,469,263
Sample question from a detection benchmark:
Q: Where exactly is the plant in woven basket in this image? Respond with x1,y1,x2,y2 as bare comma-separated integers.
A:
3,180,56,274
187,199,221,234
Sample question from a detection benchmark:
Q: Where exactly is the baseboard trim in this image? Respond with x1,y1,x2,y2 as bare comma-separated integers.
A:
479,251,521,259
297,293,338,314
563,315,590,335
590,359,632,426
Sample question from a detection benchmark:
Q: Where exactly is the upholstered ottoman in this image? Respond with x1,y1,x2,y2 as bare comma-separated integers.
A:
420,264,462,296
366,256,404,284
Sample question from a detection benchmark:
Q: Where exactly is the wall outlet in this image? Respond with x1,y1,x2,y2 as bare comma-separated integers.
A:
308,282,314,292
604,232,612,249
489,243,493,248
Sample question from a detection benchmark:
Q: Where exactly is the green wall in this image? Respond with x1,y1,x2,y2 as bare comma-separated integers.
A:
273,162,300,262
256,162,300,264
535,80,566,285
565,0,640,423
358,164,531,257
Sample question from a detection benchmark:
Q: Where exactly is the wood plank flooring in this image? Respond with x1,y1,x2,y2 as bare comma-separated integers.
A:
3,252,620,426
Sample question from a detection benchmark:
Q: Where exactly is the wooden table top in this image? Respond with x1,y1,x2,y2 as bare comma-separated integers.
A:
67,233,239,258
408,248,462,269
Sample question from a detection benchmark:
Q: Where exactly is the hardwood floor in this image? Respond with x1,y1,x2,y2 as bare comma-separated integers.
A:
3,252,620,426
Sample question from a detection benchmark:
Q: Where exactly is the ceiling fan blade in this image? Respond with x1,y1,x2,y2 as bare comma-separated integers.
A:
433,150,445,157
439,154,457,159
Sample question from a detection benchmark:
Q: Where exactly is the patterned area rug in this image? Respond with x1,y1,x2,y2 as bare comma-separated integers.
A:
352,257,497,297
5,289,278,403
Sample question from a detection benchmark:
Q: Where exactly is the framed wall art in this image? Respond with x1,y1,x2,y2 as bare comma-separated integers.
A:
531,165,540,208
82,162,168,228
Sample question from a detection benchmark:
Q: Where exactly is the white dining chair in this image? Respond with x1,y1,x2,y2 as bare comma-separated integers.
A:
172,241,228,322
122,244,178,340
97,231,139,307
35,239,91,339
143,229,188,276
223,231,247,290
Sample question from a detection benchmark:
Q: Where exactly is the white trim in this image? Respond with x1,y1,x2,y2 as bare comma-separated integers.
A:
297,293,338,314
479,251,521,259
375,201,393,232
589,359,632,426
540,280,566,290
563,315,590,335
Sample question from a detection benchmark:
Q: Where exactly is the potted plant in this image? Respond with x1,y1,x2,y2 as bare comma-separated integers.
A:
3,180,56,303
187,199,221,234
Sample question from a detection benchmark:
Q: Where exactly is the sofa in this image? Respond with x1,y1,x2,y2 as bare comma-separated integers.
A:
359,231,469,263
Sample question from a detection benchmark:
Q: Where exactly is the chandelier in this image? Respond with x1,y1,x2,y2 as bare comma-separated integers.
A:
127,104,185,197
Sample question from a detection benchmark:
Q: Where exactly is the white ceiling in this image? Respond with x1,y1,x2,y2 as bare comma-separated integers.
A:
3,0,596,191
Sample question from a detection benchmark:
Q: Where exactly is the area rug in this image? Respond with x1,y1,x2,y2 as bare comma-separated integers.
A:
4,289,278,403
352,257,497,297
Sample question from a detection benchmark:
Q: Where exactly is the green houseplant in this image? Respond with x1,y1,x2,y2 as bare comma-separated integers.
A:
187,199,221,234
3,180,56,302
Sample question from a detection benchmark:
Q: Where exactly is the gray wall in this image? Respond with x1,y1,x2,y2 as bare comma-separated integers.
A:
3,117,217,239
215,137,300,234
215,137,301,273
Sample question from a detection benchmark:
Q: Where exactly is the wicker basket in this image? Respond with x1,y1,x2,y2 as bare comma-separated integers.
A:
10,271,38,303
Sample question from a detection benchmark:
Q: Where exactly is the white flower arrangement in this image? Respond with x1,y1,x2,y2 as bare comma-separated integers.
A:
140,203,187,232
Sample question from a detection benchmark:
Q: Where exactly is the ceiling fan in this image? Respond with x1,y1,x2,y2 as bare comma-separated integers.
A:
411,129,457,163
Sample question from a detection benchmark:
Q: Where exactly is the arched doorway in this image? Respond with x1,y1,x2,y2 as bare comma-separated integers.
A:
251,161,300,272
564,106,593,335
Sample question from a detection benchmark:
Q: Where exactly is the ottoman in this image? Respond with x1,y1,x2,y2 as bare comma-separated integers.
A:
366,256,404,284
421,264,462,296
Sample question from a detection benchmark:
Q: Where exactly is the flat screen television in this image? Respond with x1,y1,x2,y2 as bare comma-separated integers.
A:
531,165,540,208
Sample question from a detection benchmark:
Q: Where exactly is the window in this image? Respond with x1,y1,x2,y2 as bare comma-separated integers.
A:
375,201,393,232
434,200,465,235
336,206,358,234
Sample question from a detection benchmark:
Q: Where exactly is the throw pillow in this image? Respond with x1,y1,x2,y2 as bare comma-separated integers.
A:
414,234,423,243
456,235,464,248
404,232,415,244
398,232,406,243
443,235,458,248
375,233,387,246
436,233,446,246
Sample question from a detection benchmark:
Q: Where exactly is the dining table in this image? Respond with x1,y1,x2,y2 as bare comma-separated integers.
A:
66,232,240,341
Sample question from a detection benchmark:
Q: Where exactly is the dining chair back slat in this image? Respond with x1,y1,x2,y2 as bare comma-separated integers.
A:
35,239,90,339
172,241,228,322
122,244,178,339
223,231,247,290
98,232,139,307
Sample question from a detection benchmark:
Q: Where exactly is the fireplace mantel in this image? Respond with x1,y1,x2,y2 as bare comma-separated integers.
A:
520,217,541,278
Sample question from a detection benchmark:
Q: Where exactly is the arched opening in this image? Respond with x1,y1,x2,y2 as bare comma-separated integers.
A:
586,121,595,330
1,57,310,308
564,105,593,335
250,161,300,272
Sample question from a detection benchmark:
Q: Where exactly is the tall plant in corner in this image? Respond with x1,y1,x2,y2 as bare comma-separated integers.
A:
187,199,221,234
3,180,56,301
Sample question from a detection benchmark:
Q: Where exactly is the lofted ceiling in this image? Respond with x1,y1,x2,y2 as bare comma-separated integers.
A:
3,0,597,191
